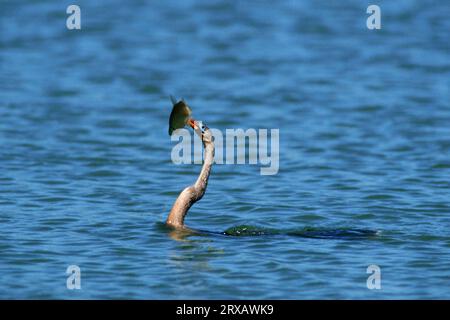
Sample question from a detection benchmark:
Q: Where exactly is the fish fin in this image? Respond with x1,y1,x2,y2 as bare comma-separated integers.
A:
169,95,177,105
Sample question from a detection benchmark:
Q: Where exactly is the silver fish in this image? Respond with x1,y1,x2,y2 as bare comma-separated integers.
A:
168,96,195,135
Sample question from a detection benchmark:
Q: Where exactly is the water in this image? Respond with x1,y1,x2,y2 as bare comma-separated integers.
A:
0,0,449,299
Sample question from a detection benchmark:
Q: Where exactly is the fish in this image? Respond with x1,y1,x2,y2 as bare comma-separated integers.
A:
168,96,194,135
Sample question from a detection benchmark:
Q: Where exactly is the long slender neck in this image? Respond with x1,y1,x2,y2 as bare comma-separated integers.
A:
166,131,214,229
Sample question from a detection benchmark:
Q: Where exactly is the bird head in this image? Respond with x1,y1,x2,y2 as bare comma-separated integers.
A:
192,120,213,144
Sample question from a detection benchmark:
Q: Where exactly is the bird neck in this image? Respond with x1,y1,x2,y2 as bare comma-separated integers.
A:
166,138,214,229
194,141,214,191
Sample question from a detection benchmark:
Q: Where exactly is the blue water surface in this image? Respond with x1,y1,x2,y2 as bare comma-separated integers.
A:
0,0,449,299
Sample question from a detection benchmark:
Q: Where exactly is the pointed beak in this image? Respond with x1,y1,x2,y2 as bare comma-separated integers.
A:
188,118,196,129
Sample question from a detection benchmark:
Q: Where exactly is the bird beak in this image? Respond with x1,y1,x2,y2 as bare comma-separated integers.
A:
188,118,196,129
